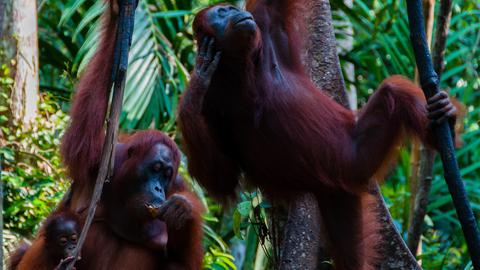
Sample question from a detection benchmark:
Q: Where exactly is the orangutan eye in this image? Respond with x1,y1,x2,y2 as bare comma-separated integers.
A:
218,7,227,16
152,162,162,172
70,234,77,243
59,237,68,246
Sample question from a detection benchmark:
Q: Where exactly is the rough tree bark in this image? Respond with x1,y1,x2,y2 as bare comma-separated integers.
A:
9,0,39,125
302,1,348,106
407,0,453,255
279,194,324,270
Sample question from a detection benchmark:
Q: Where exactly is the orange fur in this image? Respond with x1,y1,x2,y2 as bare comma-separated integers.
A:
16,237,49,270
180,1,441,269
15,0,204,268
360,189,383,270
8,241,31,270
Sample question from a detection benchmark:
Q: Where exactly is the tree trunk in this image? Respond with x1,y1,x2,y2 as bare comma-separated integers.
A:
8,0,39,125
301,1,348,106
279,194,324,270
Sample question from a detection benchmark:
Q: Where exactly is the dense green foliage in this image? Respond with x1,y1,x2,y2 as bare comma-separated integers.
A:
1,95,69,235
1,0,479,269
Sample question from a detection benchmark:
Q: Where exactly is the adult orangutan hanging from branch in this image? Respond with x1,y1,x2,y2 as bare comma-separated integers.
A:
178,0,457,269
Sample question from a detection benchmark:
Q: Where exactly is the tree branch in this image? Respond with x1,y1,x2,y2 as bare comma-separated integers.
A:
367,184,421,269
407,148,435,254
407,0,454,255
432,0,453,78
64,0,138,269
406,0,480,267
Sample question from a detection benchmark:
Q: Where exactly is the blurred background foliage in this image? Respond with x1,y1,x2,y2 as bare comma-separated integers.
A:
1,0,479,269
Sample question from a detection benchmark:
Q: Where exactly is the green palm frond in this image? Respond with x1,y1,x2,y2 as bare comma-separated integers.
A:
68,0,194,131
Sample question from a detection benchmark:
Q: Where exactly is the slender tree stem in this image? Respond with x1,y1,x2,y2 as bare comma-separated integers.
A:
407,0,453,255
64,0,137,269
406,0,480,268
